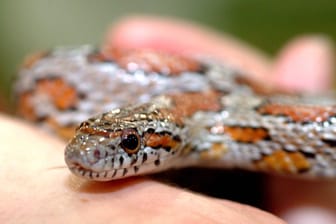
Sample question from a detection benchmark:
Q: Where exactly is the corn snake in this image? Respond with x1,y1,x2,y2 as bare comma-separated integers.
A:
15,45,336,181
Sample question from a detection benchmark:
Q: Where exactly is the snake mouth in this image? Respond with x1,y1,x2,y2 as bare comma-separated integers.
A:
67,153,179,181
68,162,133,181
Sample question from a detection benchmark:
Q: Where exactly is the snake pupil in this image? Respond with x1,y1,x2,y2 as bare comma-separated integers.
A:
121,134,139,152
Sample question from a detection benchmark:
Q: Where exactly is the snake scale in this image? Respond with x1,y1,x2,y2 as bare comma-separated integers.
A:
15,45,336,181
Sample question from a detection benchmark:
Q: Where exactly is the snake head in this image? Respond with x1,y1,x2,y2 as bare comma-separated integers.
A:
64,101,187,181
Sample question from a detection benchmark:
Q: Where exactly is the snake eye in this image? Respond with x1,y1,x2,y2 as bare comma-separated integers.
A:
120,129,141,154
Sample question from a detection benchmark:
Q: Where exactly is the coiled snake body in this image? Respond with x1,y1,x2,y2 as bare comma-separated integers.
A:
15,46,336,181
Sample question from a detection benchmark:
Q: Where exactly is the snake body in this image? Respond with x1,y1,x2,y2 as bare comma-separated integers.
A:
15,46,336,181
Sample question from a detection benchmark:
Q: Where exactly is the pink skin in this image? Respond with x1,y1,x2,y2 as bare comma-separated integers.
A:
1,16,335,224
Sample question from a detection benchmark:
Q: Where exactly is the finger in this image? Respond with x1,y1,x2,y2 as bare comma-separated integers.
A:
71,179,286,224
272,36,334,93
103,16,272,81
0,115,285,224
266,177,336,224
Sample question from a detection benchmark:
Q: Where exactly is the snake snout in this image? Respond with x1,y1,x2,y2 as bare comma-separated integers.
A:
64,143,84,169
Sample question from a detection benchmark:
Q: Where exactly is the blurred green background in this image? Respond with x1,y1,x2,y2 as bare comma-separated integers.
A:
0,0,335,110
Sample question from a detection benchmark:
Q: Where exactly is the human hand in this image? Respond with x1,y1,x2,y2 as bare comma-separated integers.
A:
1,16,335,224
103,16,336,224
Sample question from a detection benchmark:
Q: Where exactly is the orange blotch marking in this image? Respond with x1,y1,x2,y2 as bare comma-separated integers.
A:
109,48,202,75
17,92,37,120
22,51,48,69
155,91,222,126
144,132,181,151
46,118,77,140
224,126,270,143
234,76,279,95
35,78,78,110
169,90,222,118
200,143,228,160
258,103,336,123
255,150,311,174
